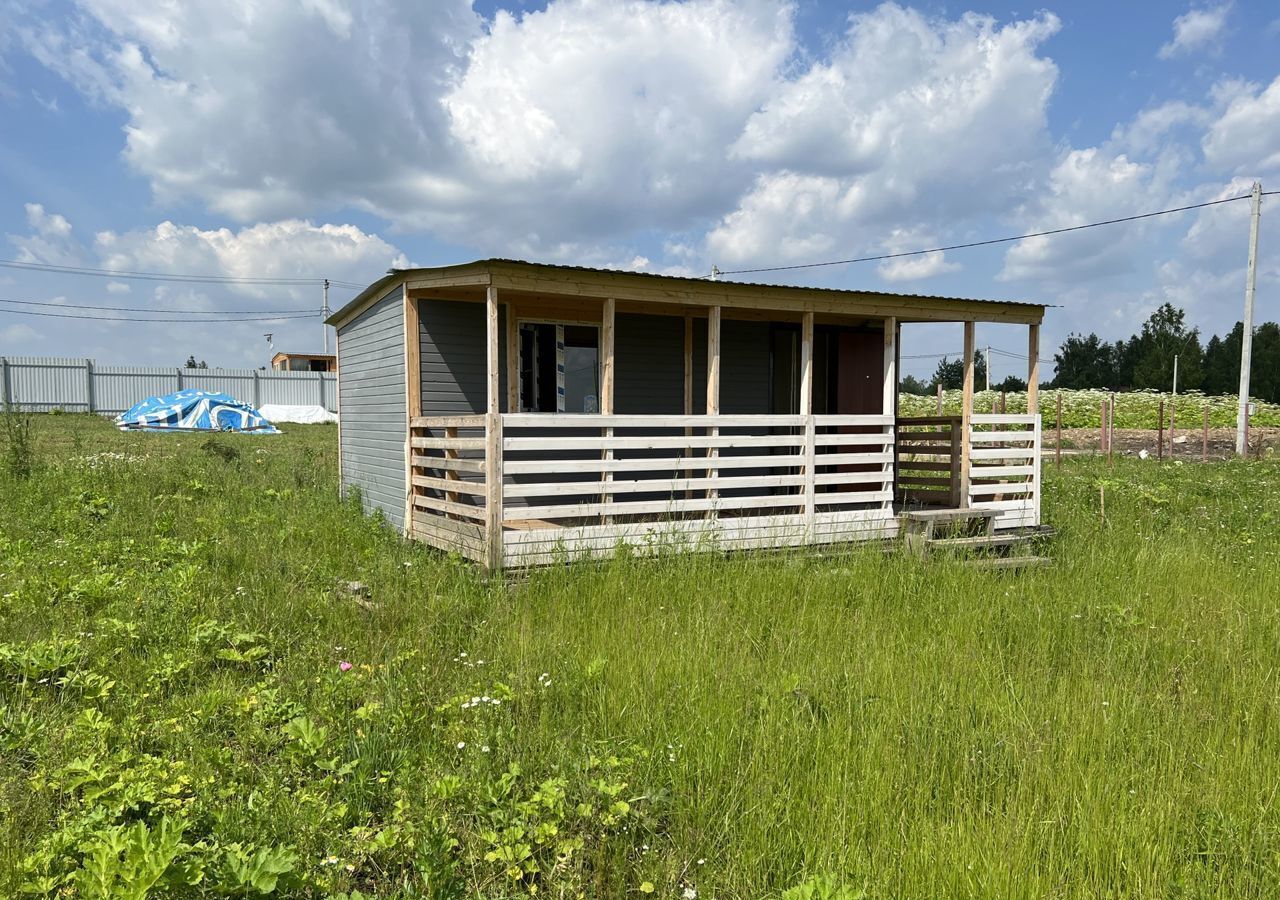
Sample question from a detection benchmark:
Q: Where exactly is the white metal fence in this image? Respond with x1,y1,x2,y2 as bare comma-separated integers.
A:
0,356,337,414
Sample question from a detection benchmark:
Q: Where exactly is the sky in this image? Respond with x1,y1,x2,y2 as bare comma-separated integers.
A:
0,0,1278,380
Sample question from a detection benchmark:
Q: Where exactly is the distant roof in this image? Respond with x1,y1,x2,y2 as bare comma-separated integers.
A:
328,258,1045,327
271,351,336,359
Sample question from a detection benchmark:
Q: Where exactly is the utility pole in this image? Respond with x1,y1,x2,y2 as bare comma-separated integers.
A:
322,279,331,356
984,344,990,392
1172,354,1179,398
1237,182,1262,457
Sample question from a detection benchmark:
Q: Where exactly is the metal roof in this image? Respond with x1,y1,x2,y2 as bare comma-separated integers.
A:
328,258,1043,326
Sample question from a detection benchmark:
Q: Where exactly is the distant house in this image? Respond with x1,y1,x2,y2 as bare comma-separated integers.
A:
271,352,337,373
327,259,1047,570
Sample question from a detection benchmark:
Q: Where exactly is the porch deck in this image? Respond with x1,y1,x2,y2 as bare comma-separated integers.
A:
408,411,1041,568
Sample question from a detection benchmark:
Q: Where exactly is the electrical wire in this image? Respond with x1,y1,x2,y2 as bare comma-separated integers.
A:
0,306,317,323
717,192,1279,277
0,258,366,289
0,298,317,315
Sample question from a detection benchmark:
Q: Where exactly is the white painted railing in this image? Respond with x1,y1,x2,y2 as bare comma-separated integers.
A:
498,413,896,565
968,413,1042,529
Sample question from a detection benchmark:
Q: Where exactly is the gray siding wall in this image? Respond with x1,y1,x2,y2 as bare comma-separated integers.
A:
418,298,506,416
338,287,406,529
720,320,771,414
615,313,686,413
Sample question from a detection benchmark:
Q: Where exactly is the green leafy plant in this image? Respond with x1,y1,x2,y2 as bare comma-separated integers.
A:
1,402,36,479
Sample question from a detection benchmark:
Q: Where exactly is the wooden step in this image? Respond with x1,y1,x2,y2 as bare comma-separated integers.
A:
904,508,998,523
926,534,1028,550
965,555,1052,570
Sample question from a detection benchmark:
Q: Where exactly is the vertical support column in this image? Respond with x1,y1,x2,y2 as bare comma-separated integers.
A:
403,285,422,536
960,321,975,507
600,298,616,521
800,311,815,532
505,303,518,414
253,370,261,409
84,358,95,414
1027,321,1040,417
484,286,503,572
882,317,896,515
706,306,721,505
0,357,9,408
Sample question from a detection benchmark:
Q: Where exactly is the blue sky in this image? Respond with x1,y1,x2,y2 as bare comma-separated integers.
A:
1,0,1277,379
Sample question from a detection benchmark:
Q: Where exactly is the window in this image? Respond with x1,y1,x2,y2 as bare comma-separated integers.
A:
518,322,600,413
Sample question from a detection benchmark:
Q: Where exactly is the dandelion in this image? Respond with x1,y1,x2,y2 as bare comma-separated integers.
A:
338,661,353,672
344,863,356,873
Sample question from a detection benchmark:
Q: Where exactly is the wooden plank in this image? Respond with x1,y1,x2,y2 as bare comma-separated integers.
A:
411,414,487,428
1027,323,1040,414
403,285,421,534
504,473,805,499
895,444,955,456
506,302,519,413
961,320,975,504
897,416,962,426
812,471,891,486
970,430,1036,443
501,413,804,429
411,436,487,451
970,447,1035,460
801,311,815,532
813,451,893,466
882,316,896,420
412,454,484,474
413,495,487,521
813,433,893,448
412,474,487,496
513,493,805,521
503,452,804,475
504,433,804,452
600,298,616,414
971,414,1037,425
484,286,503,571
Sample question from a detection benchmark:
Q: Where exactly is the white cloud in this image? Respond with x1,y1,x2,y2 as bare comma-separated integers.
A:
1,323,40,343
1158,4,1231,59
8,203,81,265
998,147,1181,284
2,208,408,366
707,4,1060,267
1202,75,1280,175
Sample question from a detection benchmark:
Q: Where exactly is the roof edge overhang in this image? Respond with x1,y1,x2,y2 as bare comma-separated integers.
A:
327,259,1046,328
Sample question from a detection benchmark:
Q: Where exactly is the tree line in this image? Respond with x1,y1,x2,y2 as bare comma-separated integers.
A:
903,303,1280,403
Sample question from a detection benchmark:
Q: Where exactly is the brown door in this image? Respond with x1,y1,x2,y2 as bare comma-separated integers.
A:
834,330,884,491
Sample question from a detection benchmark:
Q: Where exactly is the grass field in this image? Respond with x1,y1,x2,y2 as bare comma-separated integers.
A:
3,415,1280,898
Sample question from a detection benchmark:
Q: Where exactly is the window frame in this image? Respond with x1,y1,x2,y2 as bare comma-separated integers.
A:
515,317,602,415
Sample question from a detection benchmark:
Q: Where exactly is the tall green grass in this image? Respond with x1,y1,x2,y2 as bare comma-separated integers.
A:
2,416,1279,897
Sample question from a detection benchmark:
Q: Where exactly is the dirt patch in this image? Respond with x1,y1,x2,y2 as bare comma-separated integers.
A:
1046,426,1280,461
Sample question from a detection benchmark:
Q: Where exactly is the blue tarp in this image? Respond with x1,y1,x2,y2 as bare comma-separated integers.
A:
115,390,280,433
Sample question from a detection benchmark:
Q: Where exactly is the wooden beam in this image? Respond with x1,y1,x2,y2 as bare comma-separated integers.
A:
801,311,814,531
601,298,616,414
505,302,518,413
1027,322,1040,416
882,317,896,417
706,305,721,415
484,286,503,572
403,284,421,534
960,321,975,506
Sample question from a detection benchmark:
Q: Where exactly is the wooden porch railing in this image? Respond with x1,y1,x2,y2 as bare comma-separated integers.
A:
894,416,963,507
968,413,1041,528
409,415,489,564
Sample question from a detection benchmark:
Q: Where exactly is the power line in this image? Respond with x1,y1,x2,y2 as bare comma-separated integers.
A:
0,306,317,323
717,192,1279,277
0,258,366,289
0,298,316,315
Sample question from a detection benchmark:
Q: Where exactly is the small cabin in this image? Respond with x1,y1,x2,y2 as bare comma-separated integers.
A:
327,260,1047,570
271,351,337,373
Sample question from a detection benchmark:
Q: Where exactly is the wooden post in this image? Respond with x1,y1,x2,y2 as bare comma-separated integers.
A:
1202,406,1210,462
1108,394,1115,463
505,303,518,413
484,286,503,572
800,311,815,531
1100,399,1107,454
706,306,721,504
684,315,693,500
935,381,943,415
1027,323,1040,416
403,285,422,536
882,317,896,515
1052,391,1062,468
960,321,975,507
1157,399,1165,462
600,298,616,521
